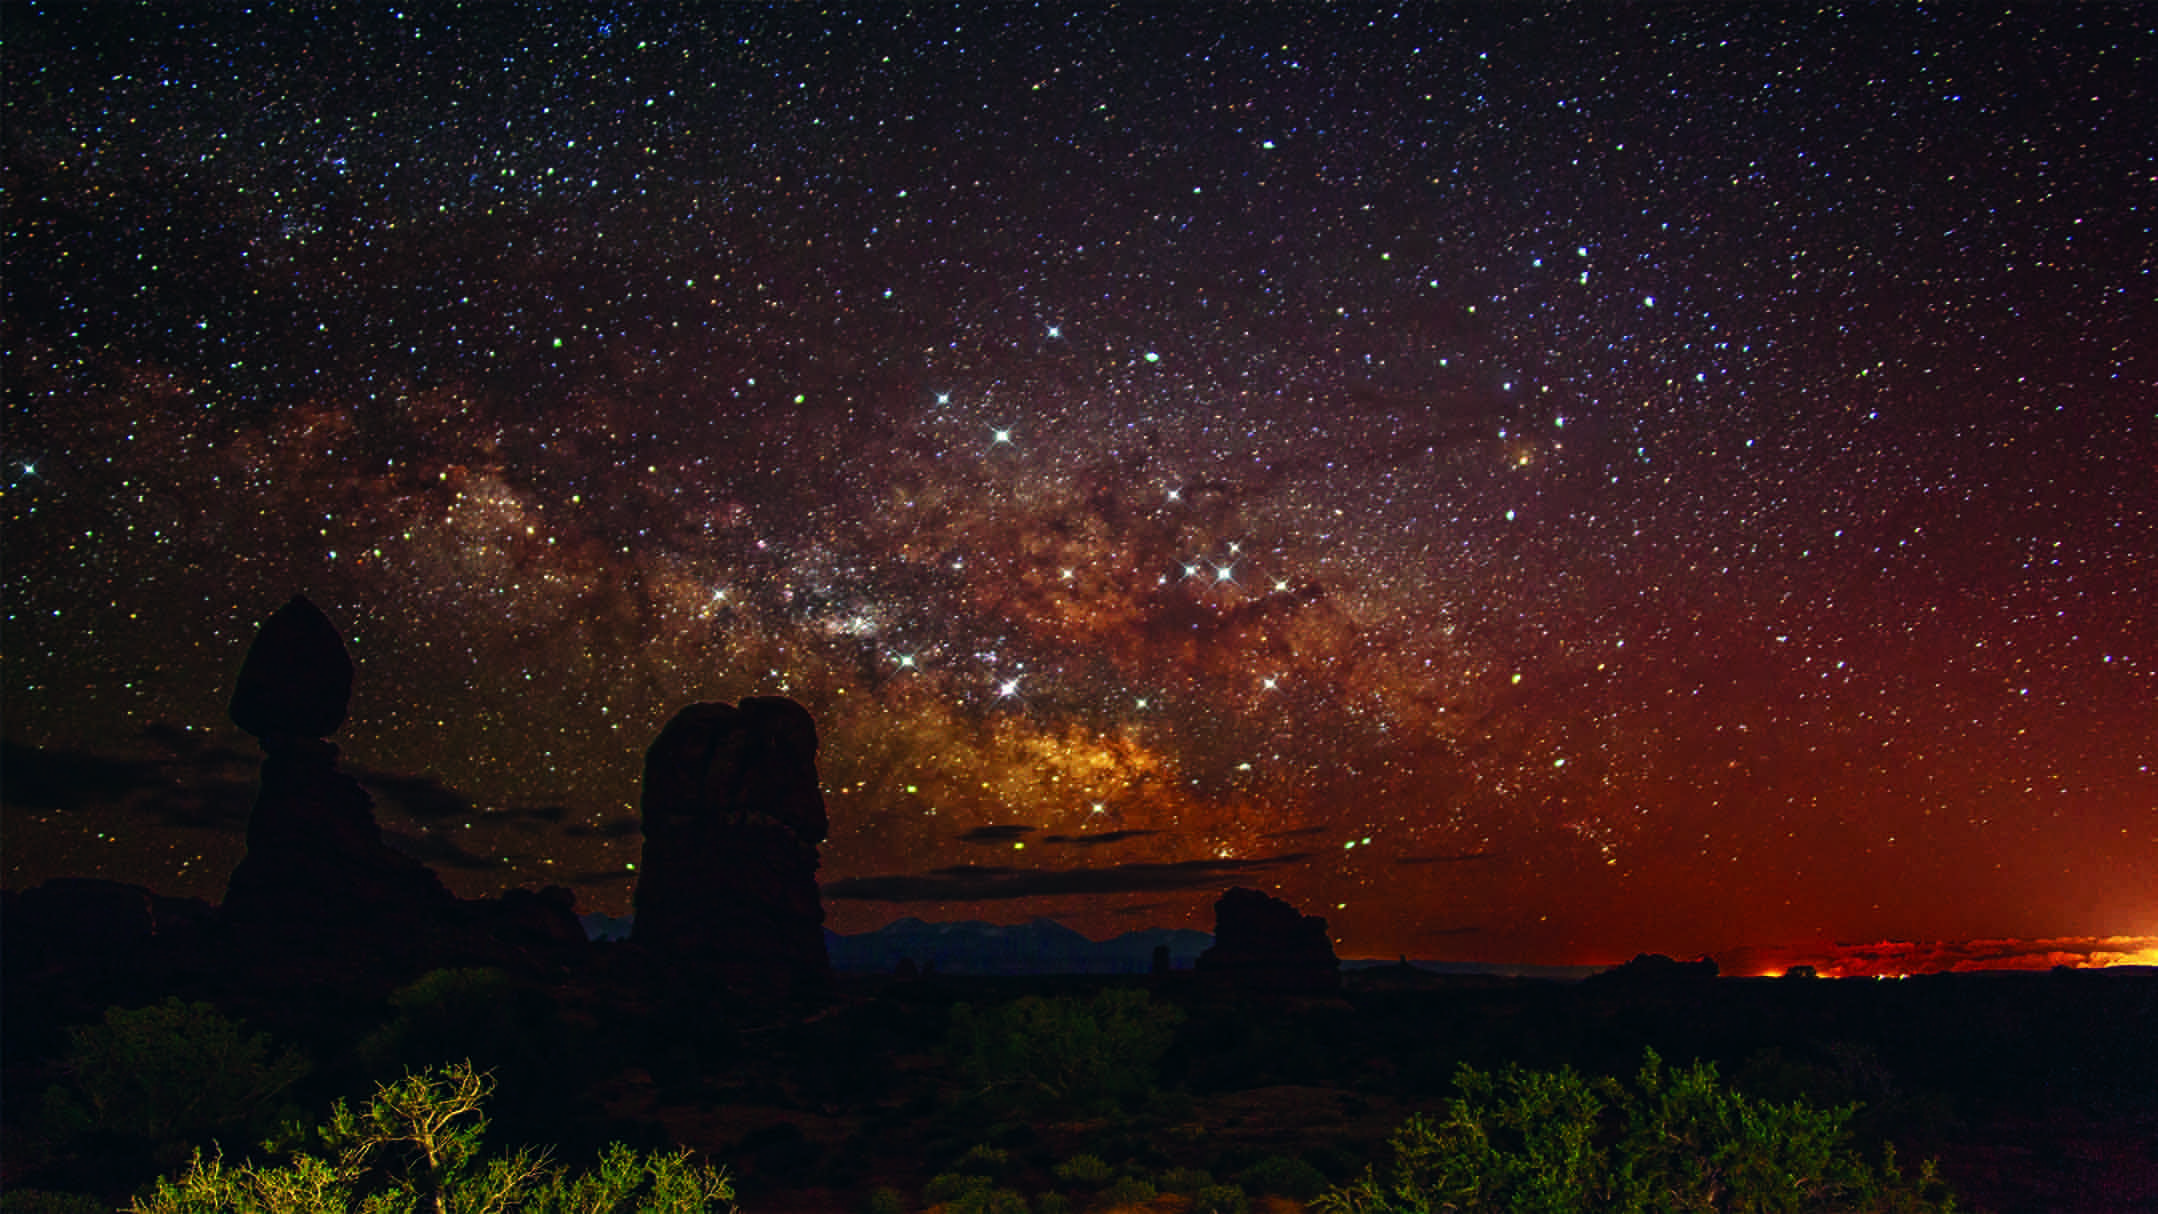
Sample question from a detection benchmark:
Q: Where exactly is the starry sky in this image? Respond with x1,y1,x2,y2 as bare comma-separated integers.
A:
5,4,2153,967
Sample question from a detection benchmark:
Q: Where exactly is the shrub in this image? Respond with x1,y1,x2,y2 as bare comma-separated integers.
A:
129,1062,733,1213
948,990,1185,1118
865,1187,906,1214
957,1143,1015,1177
924,1173,1028,1214
1314,1049,1958,1214
1092,1175,1156,1211
42,998,309,1155
1190,1183,1250,1214
1158,1166,1214,1193
358,967,518,1073
1052,1154,1115,1188
926,1172,988,1204
1236,1155,1330,1200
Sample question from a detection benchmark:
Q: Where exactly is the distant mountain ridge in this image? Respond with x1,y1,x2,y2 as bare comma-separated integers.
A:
580,911,1211,974
826,915,1214,975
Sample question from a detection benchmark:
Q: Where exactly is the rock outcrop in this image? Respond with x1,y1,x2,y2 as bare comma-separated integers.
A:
220,597,456,940
1586,952,1720,987
1,878,214,975
1195,886,1341,994
631,697,830,992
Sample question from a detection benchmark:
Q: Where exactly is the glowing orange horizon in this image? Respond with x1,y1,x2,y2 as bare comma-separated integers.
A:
1726,935,2158,979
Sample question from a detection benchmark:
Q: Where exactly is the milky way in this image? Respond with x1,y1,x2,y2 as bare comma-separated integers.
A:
5,5,2153,963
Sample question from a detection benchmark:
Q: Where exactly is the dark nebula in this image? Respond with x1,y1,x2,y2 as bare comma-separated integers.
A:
4,5,2152,964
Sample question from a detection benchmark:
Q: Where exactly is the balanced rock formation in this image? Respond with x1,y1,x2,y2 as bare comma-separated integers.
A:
221,597,456,939
229,595,354,742
631,697,830,991
1195,886,1341,994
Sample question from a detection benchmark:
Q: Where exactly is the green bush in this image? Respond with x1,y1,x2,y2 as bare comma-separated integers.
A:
1190,1183,1250,1214
956,1143,1015,1178
1052,1154,1115,1188
924,1173,1028,1214
1315,1050,1957,1214
1236,1155,1330,1200
359,967,518,1074
1033,1194,1074,1214
926,1172,989,1204
955,1188,1030,1214
42,997,309,1156
865,1186,907,1214
948,990,1185,1118
1158,1166,1214,1193
129,1062,733,1213
1092,1175,1156,1210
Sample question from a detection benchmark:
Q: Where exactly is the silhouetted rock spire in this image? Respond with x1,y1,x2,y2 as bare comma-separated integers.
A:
632,697,830,993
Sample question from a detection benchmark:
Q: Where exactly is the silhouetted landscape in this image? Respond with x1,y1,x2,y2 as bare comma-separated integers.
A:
4,599,2153,1212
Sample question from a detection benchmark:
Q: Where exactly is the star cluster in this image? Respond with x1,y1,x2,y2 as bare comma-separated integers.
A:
5,5,2152,962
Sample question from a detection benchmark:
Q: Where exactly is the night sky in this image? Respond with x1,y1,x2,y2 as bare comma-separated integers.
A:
5,4,2153,970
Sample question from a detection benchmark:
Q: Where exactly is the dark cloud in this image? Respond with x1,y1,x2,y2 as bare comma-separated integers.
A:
565,817,642,840
958,824,1036,845
503,804,571,824
0,739,254,830
145,783,257,831
135,721,252,766
358,771,476,822
1039,829,1159,847
383,829,503,872
826,853,1311,903
1,740,155,810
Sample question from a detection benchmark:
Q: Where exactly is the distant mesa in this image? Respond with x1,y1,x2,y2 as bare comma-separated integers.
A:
631,697,831,993
822,916,1212,976
1587,952,1721,986
1195,885,1341,994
